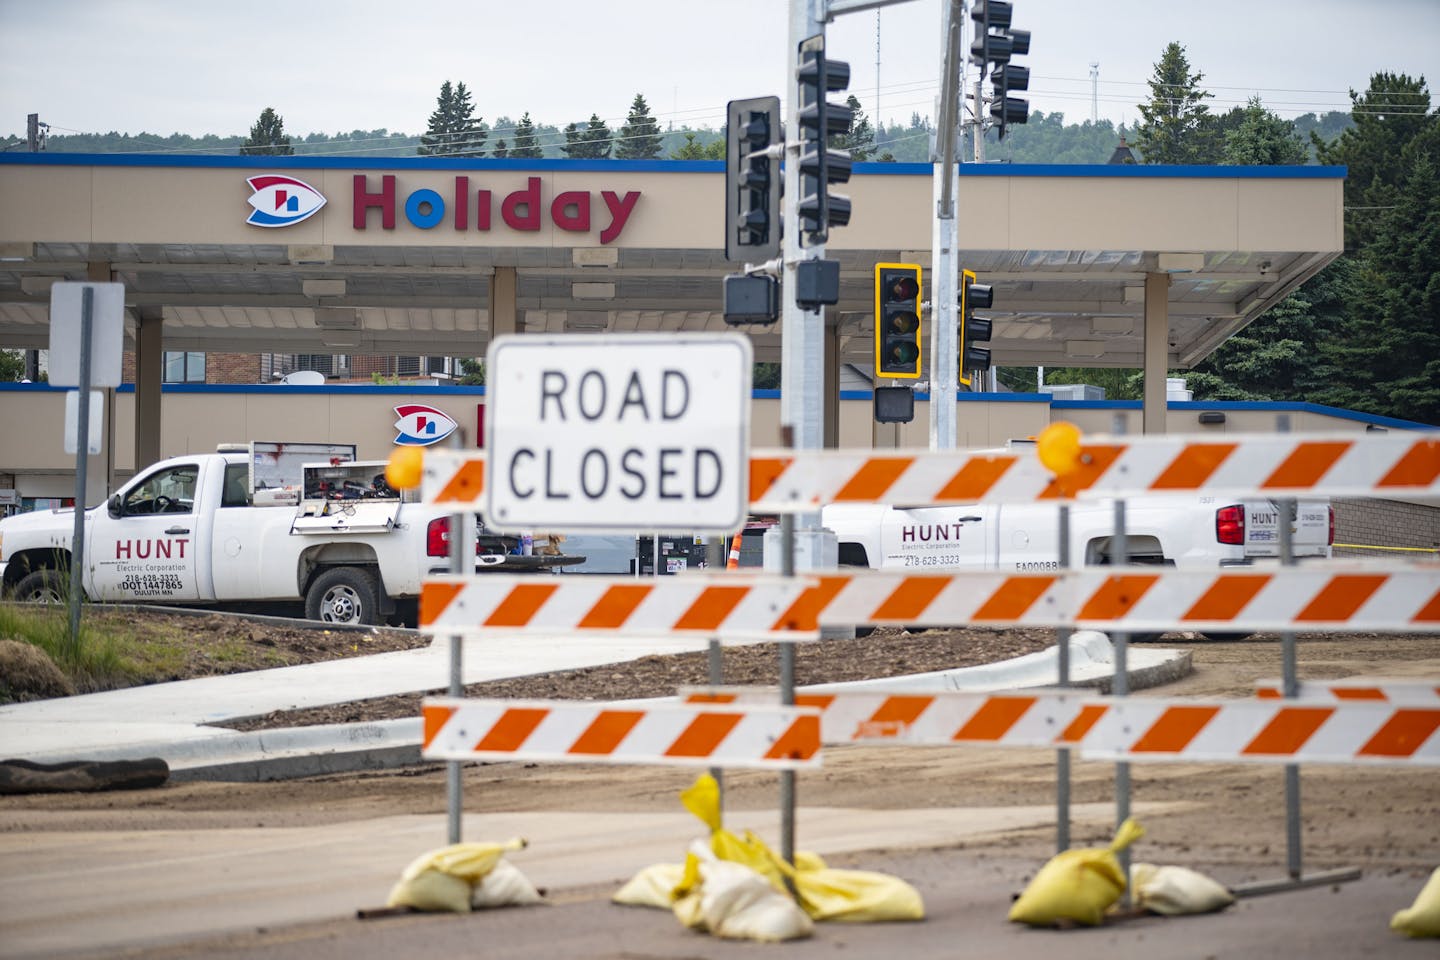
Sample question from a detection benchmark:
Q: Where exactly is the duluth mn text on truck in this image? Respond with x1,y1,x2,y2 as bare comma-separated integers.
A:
0,442,583,626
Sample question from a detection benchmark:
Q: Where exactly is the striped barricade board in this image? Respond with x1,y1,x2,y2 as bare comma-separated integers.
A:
419,432,1440,510
680,688,1440,765
682,687,1096,748
1073,697,1440,766
796,566,1440,634
751,432,1440,506
1255,679,1440,703
1064,566,1440,634
421,697,821,769
419,572,820,639
419,566,1440,636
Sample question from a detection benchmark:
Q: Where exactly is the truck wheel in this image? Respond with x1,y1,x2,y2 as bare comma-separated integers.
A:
13,570,67,606
305,567,380,626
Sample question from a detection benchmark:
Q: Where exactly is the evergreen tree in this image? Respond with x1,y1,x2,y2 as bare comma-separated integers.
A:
1222,96,1307,165
833,94,876,161
670,131,724,160
1134,42,1214,164
615,93,662,159
509,112,544,158
1315,73,1433,249
493,139,508,158
240,107,293,155
563,113,613,159
418,80,487,157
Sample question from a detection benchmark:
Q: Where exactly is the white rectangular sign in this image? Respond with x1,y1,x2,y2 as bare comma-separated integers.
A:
49,282,125,388
63,389,103,455
484,333,752,533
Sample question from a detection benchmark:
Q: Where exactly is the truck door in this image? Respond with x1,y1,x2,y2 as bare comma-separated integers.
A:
878,505,992,570
88,462,204,602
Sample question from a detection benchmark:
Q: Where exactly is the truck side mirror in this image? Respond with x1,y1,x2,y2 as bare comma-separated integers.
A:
108,494,123,518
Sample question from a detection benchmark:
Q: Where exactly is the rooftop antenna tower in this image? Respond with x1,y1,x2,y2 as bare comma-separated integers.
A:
1090,62,1100,124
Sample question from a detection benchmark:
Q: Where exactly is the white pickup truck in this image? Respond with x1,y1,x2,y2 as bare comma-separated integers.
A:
0,442,581,626
822,495,1332,639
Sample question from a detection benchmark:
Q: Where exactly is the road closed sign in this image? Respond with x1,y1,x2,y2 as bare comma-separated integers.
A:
485,333,753,533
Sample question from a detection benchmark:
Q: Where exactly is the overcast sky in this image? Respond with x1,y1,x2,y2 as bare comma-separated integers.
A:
3,0,1437,147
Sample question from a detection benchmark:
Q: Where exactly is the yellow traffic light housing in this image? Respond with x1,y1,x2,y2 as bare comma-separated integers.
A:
874,262,923,379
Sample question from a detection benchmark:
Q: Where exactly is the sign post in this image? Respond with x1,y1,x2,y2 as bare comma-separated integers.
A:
49,282,124,649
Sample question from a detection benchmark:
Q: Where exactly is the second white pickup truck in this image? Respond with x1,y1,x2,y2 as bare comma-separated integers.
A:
0,442,582,626
822,495,1332,639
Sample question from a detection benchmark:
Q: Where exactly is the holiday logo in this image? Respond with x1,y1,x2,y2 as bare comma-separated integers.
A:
393,403,458,446
246,175,327,228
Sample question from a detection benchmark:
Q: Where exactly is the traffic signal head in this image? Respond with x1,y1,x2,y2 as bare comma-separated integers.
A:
797,34,853,248
960,268,994,385
971,1,1031,138
724,96,781,262
875,263,923,379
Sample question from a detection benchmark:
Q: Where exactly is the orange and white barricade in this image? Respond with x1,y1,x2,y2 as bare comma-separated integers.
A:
748,432,1440,508
1073,697,1440,766
420,573,819,639
1255,679,1440,703
783,566,1439,634
1065,567,1440,634
684,687,1095,748
417,432,1440,511
421,697,821,769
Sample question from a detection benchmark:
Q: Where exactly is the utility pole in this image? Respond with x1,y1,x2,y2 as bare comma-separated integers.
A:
27,113,46,152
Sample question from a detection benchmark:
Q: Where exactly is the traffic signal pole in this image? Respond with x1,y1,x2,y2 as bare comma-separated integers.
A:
929,0,966,450
781,0,826,454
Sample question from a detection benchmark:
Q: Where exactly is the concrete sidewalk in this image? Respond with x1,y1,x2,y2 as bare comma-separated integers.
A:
0,627,1190,781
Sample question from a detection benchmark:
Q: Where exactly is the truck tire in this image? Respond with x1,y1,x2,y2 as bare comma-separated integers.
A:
13,570,66,606
305,567,380,626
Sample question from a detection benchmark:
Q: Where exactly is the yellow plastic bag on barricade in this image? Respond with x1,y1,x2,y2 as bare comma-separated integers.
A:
386,837,529,913
671,849,814,941
1391,866,1440,938
1008,819,1145,927
616,774,926,924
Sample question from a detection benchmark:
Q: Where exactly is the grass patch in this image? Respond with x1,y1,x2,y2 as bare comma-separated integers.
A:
0,602,201,692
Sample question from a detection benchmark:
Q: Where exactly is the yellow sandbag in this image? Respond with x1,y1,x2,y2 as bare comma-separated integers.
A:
796,867,926,922
1009,819,1145,927
671,853,813,941
1130,863,1234,915
388,868,472,913
612,862,687,908
624,773,925,924
471,859,544,909
386,838,527,913
1391,866,1440,938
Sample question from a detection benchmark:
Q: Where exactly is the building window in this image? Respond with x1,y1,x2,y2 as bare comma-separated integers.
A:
163,352,205,383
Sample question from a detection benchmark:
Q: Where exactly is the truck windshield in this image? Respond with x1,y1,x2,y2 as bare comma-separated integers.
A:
123,464,198,515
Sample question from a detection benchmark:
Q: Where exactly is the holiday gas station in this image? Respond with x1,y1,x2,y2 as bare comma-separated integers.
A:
0,150,1370,507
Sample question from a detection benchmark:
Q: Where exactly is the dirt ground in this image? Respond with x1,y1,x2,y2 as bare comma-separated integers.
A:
4,612,1438,885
